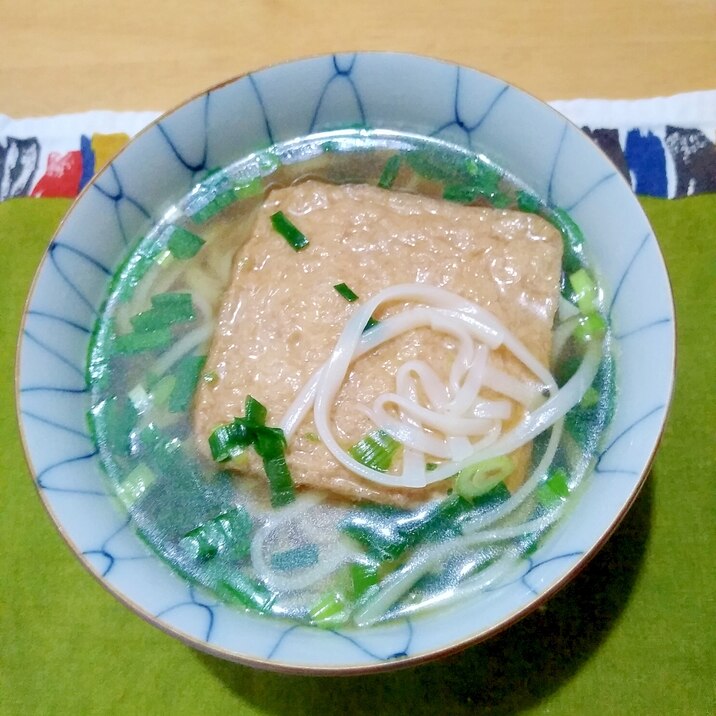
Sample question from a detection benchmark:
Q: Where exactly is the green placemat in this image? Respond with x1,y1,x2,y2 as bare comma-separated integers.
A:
1,196,714,715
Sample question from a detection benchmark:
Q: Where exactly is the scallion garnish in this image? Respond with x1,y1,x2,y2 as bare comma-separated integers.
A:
516,190,541,213
179,506,252,561
348,429,400,472
548,208,585,275
244,394,267,426
454,455,514,501
208,419,254,462
378,155,401,189
130,292,195,333
363,316,380,332
168,355,206,413
573,313,607,342
116,463,156,508
114,328,173,355
537,467,570,508
333,282,359,302
270,210,309,251
348,562,380,600
580,386,600,408
569,268,599,315
207,396,296,507
217,572,276,612
308,591,349,627
167,226,205,259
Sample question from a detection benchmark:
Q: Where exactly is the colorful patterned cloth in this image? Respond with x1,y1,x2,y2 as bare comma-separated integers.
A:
1,91,714,202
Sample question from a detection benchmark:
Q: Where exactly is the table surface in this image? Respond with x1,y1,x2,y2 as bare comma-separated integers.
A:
1,0,715,116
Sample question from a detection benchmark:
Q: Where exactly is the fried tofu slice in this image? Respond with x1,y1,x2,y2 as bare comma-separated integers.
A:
193,181,562,506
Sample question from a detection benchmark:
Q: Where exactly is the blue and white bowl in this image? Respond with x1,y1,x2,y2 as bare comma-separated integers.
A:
16,53,675,673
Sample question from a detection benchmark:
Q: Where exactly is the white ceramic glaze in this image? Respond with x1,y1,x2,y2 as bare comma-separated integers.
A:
16,53,675,674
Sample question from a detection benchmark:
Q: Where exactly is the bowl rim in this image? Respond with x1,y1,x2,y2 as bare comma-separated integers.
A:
15,50,677,675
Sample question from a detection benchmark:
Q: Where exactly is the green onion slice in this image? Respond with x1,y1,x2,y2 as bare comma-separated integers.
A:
208,419,254,462
167,226,205,259
516,190,541,213
569,268,600,315
349,562,380,600
363,316,380,332
334,282,359,302
114,328,173,355
208,397,295,507
244,394,267,426
168,355,206,413
378,155,401,189
308,591,349,627
179,506,252,561
116,463,156,508
270,210,309,251
537,467,570,508
217,573,275,612
348,429,400,472
573,313,607,343
454,455,515,501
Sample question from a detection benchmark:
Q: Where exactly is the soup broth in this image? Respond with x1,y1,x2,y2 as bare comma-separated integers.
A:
88,130,614,627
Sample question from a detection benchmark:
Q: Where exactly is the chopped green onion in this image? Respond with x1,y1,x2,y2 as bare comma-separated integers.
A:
130,294,195,333
128,384,152,413
179,506,252,561
537,467,570,508
516,190,541,213
151,291,194,311
443,184,480,204
92,395,137,456
490,191,512,208
426,462,438,471
116,463,156,508
168,355,206,413
257,149,281,174
253,426,294,508
573,313,607,342
270,544,320,572
217,573,275,612
244,394,267,426
150,374,176,406
334,282,359,302
454,455,515,501
569,268,600,315
303,432,320,443
270,210,309,251
349,429,400,472
548,208,585,274
202,371,218,384
208,419,254,462
580,386,600,408
363,316,380,332
349,562,379,600
233,176,264,200
340,494,471,562
208,397,295,507
308,591,349,627
114,328,172,355
167,226,205,259
378,155,401,189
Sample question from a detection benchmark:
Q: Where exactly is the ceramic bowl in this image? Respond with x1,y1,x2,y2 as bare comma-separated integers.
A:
16,52,675,674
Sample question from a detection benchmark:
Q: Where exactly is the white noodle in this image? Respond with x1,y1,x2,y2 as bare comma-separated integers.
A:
353,511,561,626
